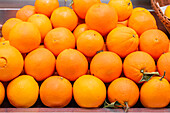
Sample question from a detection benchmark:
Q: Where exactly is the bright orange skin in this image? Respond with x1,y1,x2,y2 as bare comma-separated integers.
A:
157,52,170,82
128,10,157,36
0,41,10,46
117,19,128,26
108,0,133,21
9,22,41,53
169,42,170,52
85,3,118,36
132,7,151,15
44,27,75,56
106,27,139,58
139,29,169,60
108,77,139,107
0,45,24,82
123,51,156,83
0,37,5,42
27,14,52,43
51,7,78,31
72,0,101,19
16,5,36,21
77,30,104,57
25,48,56,81
34,0,59,17
73,75,106,108
73,24,89,42
140,77,170,108
56,49,88,81
90,51,122,83
2,18,22,40
40,76,72,107
0,82,5,105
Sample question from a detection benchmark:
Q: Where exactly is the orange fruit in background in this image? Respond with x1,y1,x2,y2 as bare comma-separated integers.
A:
7,75,39,108
132,7,151,15
51,7,78,31
40,76,72,107
108,0,133,21
34,0,59,17
107,77,139,108
140,76,170,108
139,29,169,60
2,18,22,40
85,3,118,36
106,27,139,58
0,37,5,42
27,14,52,42
44,27,75,56
73,75,106,108
72,0,101,19
73,24,89,42
123,51,156,83
157,52,170,82
9,22,41,53
0,82,5,105
90,51,122,83
56,49,88,81
117,19,128,26
25,48,56,81
16,5,35,21
77,30,104,57
0,45,24,82
0,41,10,46
116,24,126,27
128,10,157,36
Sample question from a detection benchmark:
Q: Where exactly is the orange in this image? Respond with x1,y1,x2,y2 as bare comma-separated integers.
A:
56,49,88,81
165,5,170,18
25,48,56,81
27,14,52,42
157,52,170,82
139,29,169,60
73,24,89,42
73,75,106,108
106,27,139,58
85,3,118,36
128,10,157,36
77,30,104,57
9,22,41,53
123,51,156,83
2,18,22,40
108,0,133,21
0,82,5,105
140,76,170,108
90,51,122,83
106,77,139,111
0,45,24,82
116,24,126,27
16,5,36,21
0,37,5,42
40,76,72,107
117,19,128,26
169,42,170,52
132,7,151,15
72,0,101,19
44,27,75,56
7,75,39,108
51,7,78,31
34,0,59,17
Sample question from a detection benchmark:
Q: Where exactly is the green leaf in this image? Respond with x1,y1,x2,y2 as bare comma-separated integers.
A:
104,100,121,108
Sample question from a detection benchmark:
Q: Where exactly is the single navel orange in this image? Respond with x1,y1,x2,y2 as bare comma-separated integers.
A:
2,18,22,40
0,45,24,82
40,76,72,107
106,27,139,58
85,3,118,36
25,48,56,81
7,75,39,108
0,82,5,105
77,30,104,57
139,29,169,60
51,7,78,31
56,49,88,81
16,5,35,21
73,75,106,108
34,0,59,17
72,0,101,19
44,27,75,56
90,51,122,83
9,22,41,53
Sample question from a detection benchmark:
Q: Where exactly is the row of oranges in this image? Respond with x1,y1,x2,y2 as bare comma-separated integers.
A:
0,0,170,111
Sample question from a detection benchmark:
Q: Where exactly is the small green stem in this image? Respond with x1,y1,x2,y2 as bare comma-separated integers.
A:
124,102,129,113
160,71,166,81
143,72,160,75
69,0,74,7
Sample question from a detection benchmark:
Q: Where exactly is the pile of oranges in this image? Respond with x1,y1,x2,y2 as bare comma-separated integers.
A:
0,0,170,111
